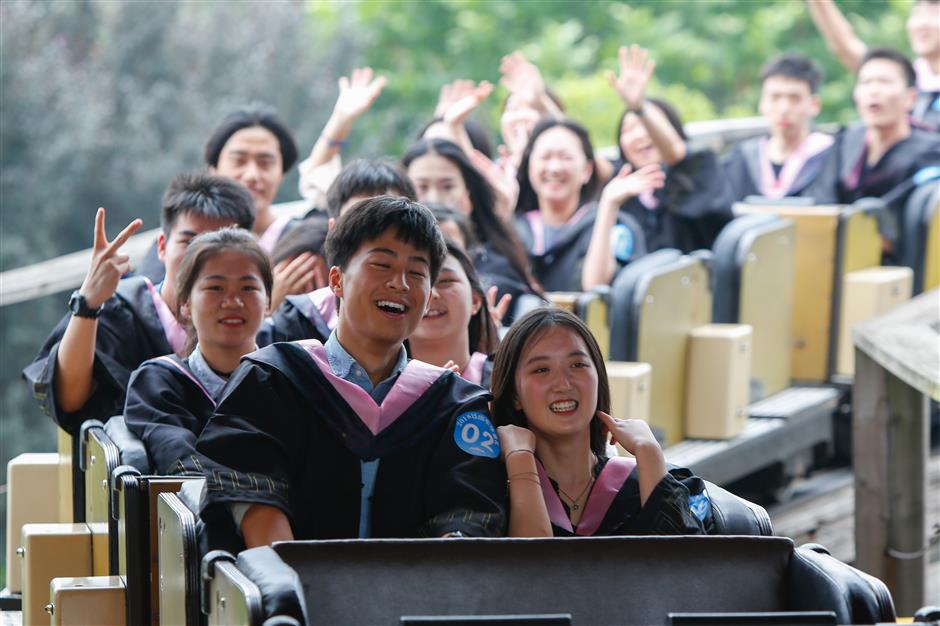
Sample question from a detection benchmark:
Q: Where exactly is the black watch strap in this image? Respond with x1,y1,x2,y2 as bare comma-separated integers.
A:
68,290,103,319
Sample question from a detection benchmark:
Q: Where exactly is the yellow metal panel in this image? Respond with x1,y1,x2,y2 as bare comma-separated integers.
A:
89,523,110,578
5,453,59,593
21,523,92,626
738,222,795,397
636,259,710,445
736,204,842,382
583,296,610,361
57,428,73,523
685,324,752,440
50,575,125,626
926,200,940,291
841,210,882,274
606,362,651,456
836,267,913,375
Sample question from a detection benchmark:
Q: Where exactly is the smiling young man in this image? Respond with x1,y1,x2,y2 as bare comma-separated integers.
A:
806,48,940,261
23,174,255,434
723,53,835,202
195,196,507,547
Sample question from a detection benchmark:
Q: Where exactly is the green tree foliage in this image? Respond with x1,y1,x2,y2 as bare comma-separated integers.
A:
309,0,910,153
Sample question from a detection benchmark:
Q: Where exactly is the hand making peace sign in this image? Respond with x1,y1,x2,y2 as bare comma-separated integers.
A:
79,207,142,310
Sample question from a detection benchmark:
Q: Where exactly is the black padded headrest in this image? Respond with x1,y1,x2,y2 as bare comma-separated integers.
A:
103,415,150,473
901,182,939,293
704,480,773,536
274,536,793,625
609,248,682,361
236,546,308,624
788,544,896,624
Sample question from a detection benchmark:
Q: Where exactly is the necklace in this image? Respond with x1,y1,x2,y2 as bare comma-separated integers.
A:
555,452,598,511
557,476,594,511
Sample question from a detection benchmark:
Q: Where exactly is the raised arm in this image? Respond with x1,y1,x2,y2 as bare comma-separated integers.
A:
581,164,664,290
497,425,552,537
607,45,686,167
298,67,386,202
434,79,494,155
55,208,141,413
806,0,867,72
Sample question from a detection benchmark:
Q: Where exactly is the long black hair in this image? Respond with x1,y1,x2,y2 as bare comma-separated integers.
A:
402,138,536,293
516,118,600,215
444,240,499,355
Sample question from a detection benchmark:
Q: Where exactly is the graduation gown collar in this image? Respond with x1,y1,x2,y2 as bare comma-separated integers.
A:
141,277,187,354
298,339,447,436
756,132,834,199
535,455,636,536
150,352,219,407
522,203,594,256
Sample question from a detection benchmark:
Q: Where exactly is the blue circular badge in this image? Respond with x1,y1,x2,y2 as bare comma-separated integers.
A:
611,224,635,262
454,411,500,458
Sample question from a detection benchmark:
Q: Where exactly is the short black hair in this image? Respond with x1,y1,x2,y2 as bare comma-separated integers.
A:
323,195,448,282
270,215,330,266
160,173,256,236
325,159,416,218
204,105,299,173
760,53,825,94
425,202,478,249
858,47,917,88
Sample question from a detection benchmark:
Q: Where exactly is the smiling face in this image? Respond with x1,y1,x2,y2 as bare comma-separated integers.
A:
211,126,283,215
619,112,662,168
513,325,598,443
854,59,918,129
908,1,940,59
411,253,482,345
759,75,820,140
181,249,267,354
330,228,433,347
407,153,473,216
527,125,593,212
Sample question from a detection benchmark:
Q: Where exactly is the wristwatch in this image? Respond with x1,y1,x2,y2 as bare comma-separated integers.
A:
68,290,103,319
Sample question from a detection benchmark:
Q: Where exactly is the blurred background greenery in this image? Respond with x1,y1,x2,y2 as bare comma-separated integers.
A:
0,0,912,577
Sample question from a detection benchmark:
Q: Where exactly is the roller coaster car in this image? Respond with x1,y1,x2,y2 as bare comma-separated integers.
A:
199,536,895,626
155,474,773,626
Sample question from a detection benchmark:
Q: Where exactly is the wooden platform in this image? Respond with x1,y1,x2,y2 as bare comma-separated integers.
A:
770,453,940,607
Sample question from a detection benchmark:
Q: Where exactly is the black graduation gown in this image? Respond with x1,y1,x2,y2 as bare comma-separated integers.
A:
514,204,646,292
256,292,333,347
617,149,733,253
721,134,834,203
22,276,173,434
805,124,940,253
124,354,217,476
537,456,708,537
196,340,507,540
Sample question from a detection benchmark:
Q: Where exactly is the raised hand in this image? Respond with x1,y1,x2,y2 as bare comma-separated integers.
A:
595,410,660,456
485,285,513,329
497,424,536,460
434,79,477,119
80,207,142,310
268,252,323,313
599,163,665,207
333,67,387,122
500,51,546,96
468,148,519,221
442,80,493,128
606,44,656,112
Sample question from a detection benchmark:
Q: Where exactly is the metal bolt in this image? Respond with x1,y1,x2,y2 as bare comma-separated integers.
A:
44,603,54,615
16,547,25,557
102,478,108,491
90,454,96,466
